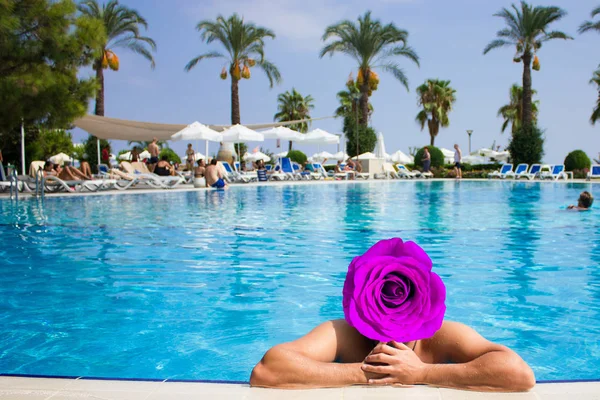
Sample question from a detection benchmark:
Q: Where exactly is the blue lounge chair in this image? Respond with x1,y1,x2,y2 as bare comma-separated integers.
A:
508,163,528,179
488,164,513,179
312,163,328,178
234,162,240,172
265,165,273,171
541,164,567,181
588,165,600,180
257,169,268,182
519,164,541,180
280,158,300,180
222,161,252,183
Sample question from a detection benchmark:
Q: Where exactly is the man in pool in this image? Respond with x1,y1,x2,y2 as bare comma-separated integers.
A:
205,159,227,189
250,319,535,392
568,191,593,211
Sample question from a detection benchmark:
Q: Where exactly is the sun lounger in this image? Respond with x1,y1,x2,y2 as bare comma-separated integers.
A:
269,164,289,181
121,162,183,188
42,176,117,193
587,165,600,180
378,163,400,179
312,163,329,179
221,161,254,183
518,164,541,180
280,158,303,180
540,164,568,181
507,163,528,179
488,164,513,179
395,164,419,178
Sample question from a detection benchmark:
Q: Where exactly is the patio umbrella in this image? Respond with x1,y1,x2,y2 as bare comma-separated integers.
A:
374,132,387,159
311,151,335,161
221,124,264,160
260,126,302,141
118,152,131,161
274,151,288,158
50,152,72,165
139,150,151,160
302,129,340,145
440,148,455,164
171,121,222,161
390,150,413,164
330,151,349,161
244,151,271,162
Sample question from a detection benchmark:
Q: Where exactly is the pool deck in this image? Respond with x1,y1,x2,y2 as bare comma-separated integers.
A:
1,377,599,399
0,177,596,199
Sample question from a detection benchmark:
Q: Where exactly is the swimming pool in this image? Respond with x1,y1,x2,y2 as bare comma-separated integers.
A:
0,181,598,382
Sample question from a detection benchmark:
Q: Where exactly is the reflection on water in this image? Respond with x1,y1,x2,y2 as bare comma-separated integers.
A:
0,181,599,381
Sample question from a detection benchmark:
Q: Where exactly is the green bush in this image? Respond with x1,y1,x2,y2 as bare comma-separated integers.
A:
286,149,307,165
564,150,591,171
414,146,444,168
508,125,544,165
83,135,111,171
343,116,377,157
160,147,181,164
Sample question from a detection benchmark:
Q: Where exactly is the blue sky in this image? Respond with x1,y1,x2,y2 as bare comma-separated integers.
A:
73,0,600,163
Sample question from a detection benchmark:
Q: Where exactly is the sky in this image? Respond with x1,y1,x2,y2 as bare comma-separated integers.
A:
72,0,600,163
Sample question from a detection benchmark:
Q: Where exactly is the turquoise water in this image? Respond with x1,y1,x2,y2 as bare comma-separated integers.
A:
0,181,599,382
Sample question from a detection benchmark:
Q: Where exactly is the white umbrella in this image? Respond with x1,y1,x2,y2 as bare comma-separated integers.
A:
374,132,387,159
118,152,131,161
390,150,413,164
330,151,349,161
50,152,72,165
244,151,271,162
440,148,455,164
172,121,222,162
302,128,340,145
260,126,303,141
221,124,264,142
311,151,335,161
357,152,378,160
139,150,151,160
462,155,486,164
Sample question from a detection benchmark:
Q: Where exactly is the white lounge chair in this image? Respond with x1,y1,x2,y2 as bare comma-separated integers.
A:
43,176,117,193
379,163,399,179
121,162,183,188
588,165,600,180
540,164,568,181
488,164,513,179
395,164,419,178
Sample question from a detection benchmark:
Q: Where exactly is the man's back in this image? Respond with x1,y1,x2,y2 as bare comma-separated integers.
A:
205,165,219,186
149,142,159,157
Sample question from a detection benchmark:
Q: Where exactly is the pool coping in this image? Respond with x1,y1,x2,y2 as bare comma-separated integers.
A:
1,177,597,200
2,375,600,400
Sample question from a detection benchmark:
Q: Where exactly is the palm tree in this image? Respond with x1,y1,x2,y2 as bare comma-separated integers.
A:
273,89,315,151
185,14,282,125
78,0,156,117
320,11,419,126
483,1,571,129
497,84,539,133
579,6,600,34
588,69,600,125
415,79,456,146
334,79,373,118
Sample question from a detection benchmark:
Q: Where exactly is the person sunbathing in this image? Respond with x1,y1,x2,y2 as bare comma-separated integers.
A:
58,165,92,181
568,191,593,211
43,161,57,177
80,161,93,179
154,156,175,176
251,239,535,393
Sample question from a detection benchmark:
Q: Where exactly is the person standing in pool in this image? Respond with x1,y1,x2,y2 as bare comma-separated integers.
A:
205,159,227,189
453,144,462,179
422,147,431,173
568,191,593,210
148,138,160,172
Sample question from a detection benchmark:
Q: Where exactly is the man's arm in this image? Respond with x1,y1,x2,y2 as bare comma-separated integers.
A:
363,321,535,392
250,320,376,388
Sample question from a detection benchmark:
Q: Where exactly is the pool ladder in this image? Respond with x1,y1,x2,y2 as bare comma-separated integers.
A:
8,169,18,200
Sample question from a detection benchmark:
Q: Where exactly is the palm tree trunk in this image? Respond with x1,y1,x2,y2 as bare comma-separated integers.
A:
94,63,104,116
521,52,533,129
231,77,240,124
359,69,370,126
428,120,436,146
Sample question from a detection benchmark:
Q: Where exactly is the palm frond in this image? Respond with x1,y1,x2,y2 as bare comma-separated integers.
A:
483,39,513,54
257,59,282,88
184,51,225,71
380,62,409,91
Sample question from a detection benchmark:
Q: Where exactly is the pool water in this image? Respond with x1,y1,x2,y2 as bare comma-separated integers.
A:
0,181,599,382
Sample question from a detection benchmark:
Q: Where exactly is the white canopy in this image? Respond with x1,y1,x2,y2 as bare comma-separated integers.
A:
221,124,264,142
171,121,222,142
390,150,413,164
311,151,335,161
260,126,303,141
50,152,72,165
357,152,378,160
462,155,486,164
243,151,271,162
302,129,340,145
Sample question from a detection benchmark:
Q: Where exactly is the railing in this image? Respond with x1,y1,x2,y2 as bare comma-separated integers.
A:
9,169,18,200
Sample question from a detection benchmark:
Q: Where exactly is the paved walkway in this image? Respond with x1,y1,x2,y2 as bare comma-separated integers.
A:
1,376,599,399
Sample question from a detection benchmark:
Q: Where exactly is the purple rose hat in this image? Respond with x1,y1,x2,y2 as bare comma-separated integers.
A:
342,238,446,342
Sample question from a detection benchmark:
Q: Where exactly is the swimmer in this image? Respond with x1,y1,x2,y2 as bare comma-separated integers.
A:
568,191,593,211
